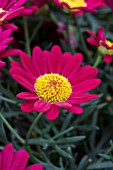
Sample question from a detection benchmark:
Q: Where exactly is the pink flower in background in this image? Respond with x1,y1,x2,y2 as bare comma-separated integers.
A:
53,0,106,15
0,27,20,75
33,0,47,8
57,21,76,49
104,0,113,11
0,143,43,170
10,45,101,120
0,0,38,30
87,27,113,63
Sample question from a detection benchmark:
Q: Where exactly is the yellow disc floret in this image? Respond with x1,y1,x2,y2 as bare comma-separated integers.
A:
98,40,113,56
34,73,72,103
59,0,86,8
106,40,113,47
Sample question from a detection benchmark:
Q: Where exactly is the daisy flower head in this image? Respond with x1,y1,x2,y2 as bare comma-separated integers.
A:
0,143,43,170
53,0,106,15
0,0,38,30
87,27,113,63
10,45,101,120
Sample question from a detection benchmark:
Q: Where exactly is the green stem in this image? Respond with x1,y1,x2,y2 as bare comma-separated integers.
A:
52,127,74,140
66,14,75,54
93,55,102,67
0,112,25,144
0,96,19,105
23,16,31,56
26,112,43,145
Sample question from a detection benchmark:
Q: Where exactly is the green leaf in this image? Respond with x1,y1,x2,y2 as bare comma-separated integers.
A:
87,161,113,169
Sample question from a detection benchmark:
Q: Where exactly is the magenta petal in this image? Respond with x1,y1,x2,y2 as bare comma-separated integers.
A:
104,54,113,63
45,104,60,120
17,92,38,100
67,93,98,104
48,45,63,73
11,74,35,92
21,100,36,112
73,79,101,93
10,67,35,91
0,60,6,68
87,29,97,39
25,164,43,170
97,27,106,42
34,100,51,112
0,45,7,53
55,102,72,109
2,23,18,31
43,50,50,72
20,51,37,77
11,60,23,69
5,8,24,20
0,29,12,40
67,105,83,114
32,46,47,76
70,66,98,85
61,53,83,78
87,38,99,46
10,0,27,10
0,153,1,169
0,49,21,59
11,150,29,170
1,144,14,170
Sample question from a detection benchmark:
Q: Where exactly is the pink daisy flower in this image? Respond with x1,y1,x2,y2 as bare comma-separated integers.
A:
87,27,113,63
0,0,38,30
104,0,113,11
10,45,101,120
0,27,20,75
0,143,43,170
53,0,106,15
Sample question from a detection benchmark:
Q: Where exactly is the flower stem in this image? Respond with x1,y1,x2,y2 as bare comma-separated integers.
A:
26,112,43,145
0,96,19,105
23,16,31,56
0,112,25,144
66,14,75,54
93,55,102,67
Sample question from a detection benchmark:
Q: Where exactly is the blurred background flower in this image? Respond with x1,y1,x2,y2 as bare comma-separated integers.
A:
87,27,113,63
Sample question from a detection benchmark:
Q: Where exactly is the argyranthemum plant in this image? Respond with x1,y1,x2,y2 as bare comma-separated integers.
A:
0,0,38,30
87,27,113,63
10,45,101,120
0,143,43,170
53,0,106,15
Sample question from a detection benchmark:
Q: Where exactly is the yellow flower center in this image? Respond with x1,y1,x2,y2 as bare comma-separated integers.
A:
34,73,72,103
106,40,113,47
59,0,86,8
98,40,113,56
